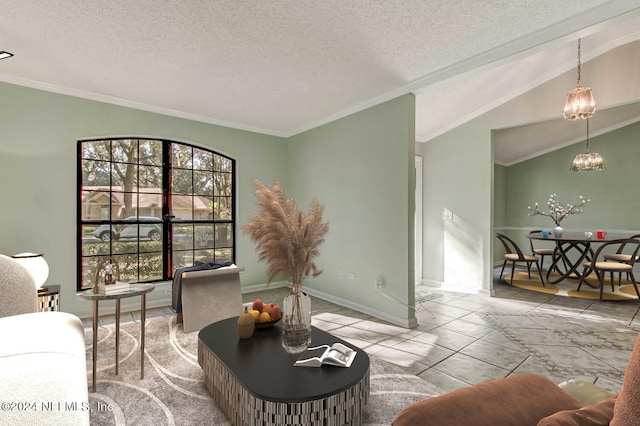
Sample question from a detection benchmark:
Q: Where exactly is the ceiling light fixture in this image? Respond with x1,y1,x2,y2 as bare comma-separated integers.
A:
570,119,604,172
0,51,14,60
563,38,596,120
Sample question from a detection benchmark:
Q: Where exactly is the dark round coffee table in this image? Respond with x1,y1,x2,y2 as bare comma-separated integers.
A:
198,317,370,425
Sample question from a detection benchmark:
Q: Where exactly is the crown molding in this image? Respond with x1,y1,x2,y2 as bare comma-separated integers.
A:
0,73,288,138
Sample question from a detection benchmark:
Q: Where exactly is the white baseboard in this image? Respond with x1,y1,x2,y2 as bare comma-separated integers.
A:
75,281,290,320
420,278,443,288
241,281,288,294
75,280,417,329
303,287,417,329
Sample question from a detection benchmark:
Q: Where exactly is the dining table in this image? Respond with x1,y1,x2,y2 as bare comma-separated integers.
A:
526,231,626,287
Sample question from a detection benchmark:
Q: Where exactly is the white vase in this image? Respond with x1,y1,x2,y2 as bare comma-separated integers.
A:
553,226,564,238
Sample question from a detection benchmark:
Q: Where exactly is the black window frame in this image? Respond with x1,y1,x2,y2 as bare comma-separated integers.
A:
77,138,236,291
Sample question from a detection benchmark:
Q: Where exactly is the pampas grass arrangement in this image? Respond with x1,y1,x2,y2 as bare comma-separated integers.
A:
242,180,329,287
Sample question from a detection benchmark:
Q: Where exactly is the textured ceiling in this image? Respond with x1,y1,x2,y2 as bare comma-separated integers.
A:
0,1,639,149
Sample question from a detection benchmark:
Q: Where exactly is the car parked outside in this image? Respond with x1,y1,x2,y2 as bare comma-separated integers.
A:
93,216,162,242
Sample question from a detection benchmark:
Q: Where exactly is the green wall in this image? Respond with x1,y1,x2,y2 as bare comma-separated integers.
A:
286,94,417,327
421,41,640,293
0,82,416,326
0,82,288,317
418,116,493,293
494,164,507,228
494,120,640,262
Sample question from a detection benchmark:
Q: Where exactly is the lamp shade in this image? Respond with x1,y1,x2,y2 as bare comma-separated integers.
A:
570,118,604,172
563,86,596,120
570,152,605,171
11,253,49,290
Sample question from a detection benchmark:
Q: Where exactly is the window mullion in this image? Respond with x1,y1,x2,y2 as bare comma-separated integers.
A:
162,140,172,280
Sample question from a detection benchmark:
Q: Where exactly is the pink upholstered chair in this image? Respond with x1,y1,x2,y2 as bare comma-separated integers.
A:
393,331,640,425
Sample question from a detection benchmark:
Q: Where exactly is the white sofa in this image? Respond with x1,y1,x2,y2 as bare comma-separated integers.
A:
0,311,90,425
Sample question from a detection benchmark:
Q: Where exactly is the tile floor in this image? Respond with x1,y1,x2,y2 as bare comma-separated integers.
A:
85,267,640,395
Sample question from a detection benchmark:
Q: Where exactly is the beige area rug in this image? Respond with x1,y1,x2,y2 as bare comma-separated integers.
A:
85,315,443,425
506,271,640,301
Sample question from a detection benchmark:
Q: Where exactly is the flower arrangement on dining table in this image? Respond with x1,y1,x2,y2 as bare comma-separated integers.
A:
527,193,590,226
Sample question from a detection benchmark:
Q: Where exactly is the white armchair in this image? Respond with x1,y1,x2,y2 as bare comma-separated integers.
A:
0,255,90,425
0,254,37,317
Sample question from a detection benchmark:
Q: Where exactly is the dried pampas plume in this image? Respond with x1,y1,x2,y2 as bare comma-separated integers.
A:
242,180,329,285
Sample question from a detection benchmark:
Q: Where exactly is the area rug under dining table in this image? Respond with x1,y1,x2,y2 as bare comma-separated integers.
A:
506,271,640,301
85,315,443,425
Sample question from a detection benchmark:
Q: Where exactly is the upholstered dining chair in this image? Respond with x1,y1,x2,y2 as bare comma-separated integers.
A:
496,233,545,286
528,229,560,273
602,233,640,286
577,238,640,301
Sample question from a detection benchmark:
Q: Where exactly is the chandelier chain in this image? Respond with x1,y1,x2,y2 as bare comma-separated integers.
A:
576,38,582,86
585,118,590,153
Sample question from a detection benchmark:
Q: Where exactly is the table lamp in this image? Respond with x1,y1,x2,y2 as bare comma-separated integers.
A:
11,252,49,292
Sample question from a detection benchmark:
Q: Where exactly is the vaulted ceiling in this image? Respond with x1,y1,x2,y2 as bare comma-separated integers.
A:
1,1,639,163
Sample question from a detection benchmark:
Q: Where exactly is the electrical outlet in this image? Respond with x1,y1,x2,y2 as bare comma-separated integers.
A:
375,278,383,288
164,289,171,295
347,272,356,280
338,270,343,280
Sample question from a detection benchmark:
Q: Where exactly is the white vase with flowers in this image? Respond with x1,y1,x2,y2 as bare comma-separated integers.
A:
528,193,590,237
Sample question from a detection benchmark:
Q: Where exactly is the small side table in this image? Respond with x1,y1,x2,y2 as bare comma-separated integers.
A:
80,284,155,392
38,285,60,312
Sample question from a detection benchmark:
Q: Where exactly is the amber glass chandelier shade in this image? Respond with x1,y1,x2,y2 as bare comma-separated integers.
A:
563,38,596,120
570,152,604,171
570,119,604,172
563,86,596,120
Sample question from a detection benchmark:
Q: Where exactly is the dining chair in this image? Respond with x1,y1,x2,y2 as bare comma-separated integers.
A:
528,230,554,270
602,233,640,286
577,238,640,300
528,229,564,273
496,233,545,286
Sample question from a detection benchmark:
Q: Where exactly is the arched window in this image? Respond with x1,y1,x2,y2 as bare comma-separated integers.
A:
77,138,235,290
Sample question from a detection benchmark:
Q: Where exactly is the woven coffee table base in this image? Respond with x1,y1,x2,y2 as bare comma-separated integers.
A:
198,341,370,425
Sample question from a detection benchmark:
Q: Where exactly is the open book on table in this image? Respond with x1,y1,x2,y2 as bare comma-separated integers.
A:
294,343,357,368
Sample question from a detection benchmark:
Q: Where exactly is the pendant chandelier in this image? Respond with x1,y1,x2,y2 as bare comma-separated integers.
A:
570,119,604,171
563,38,596,120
